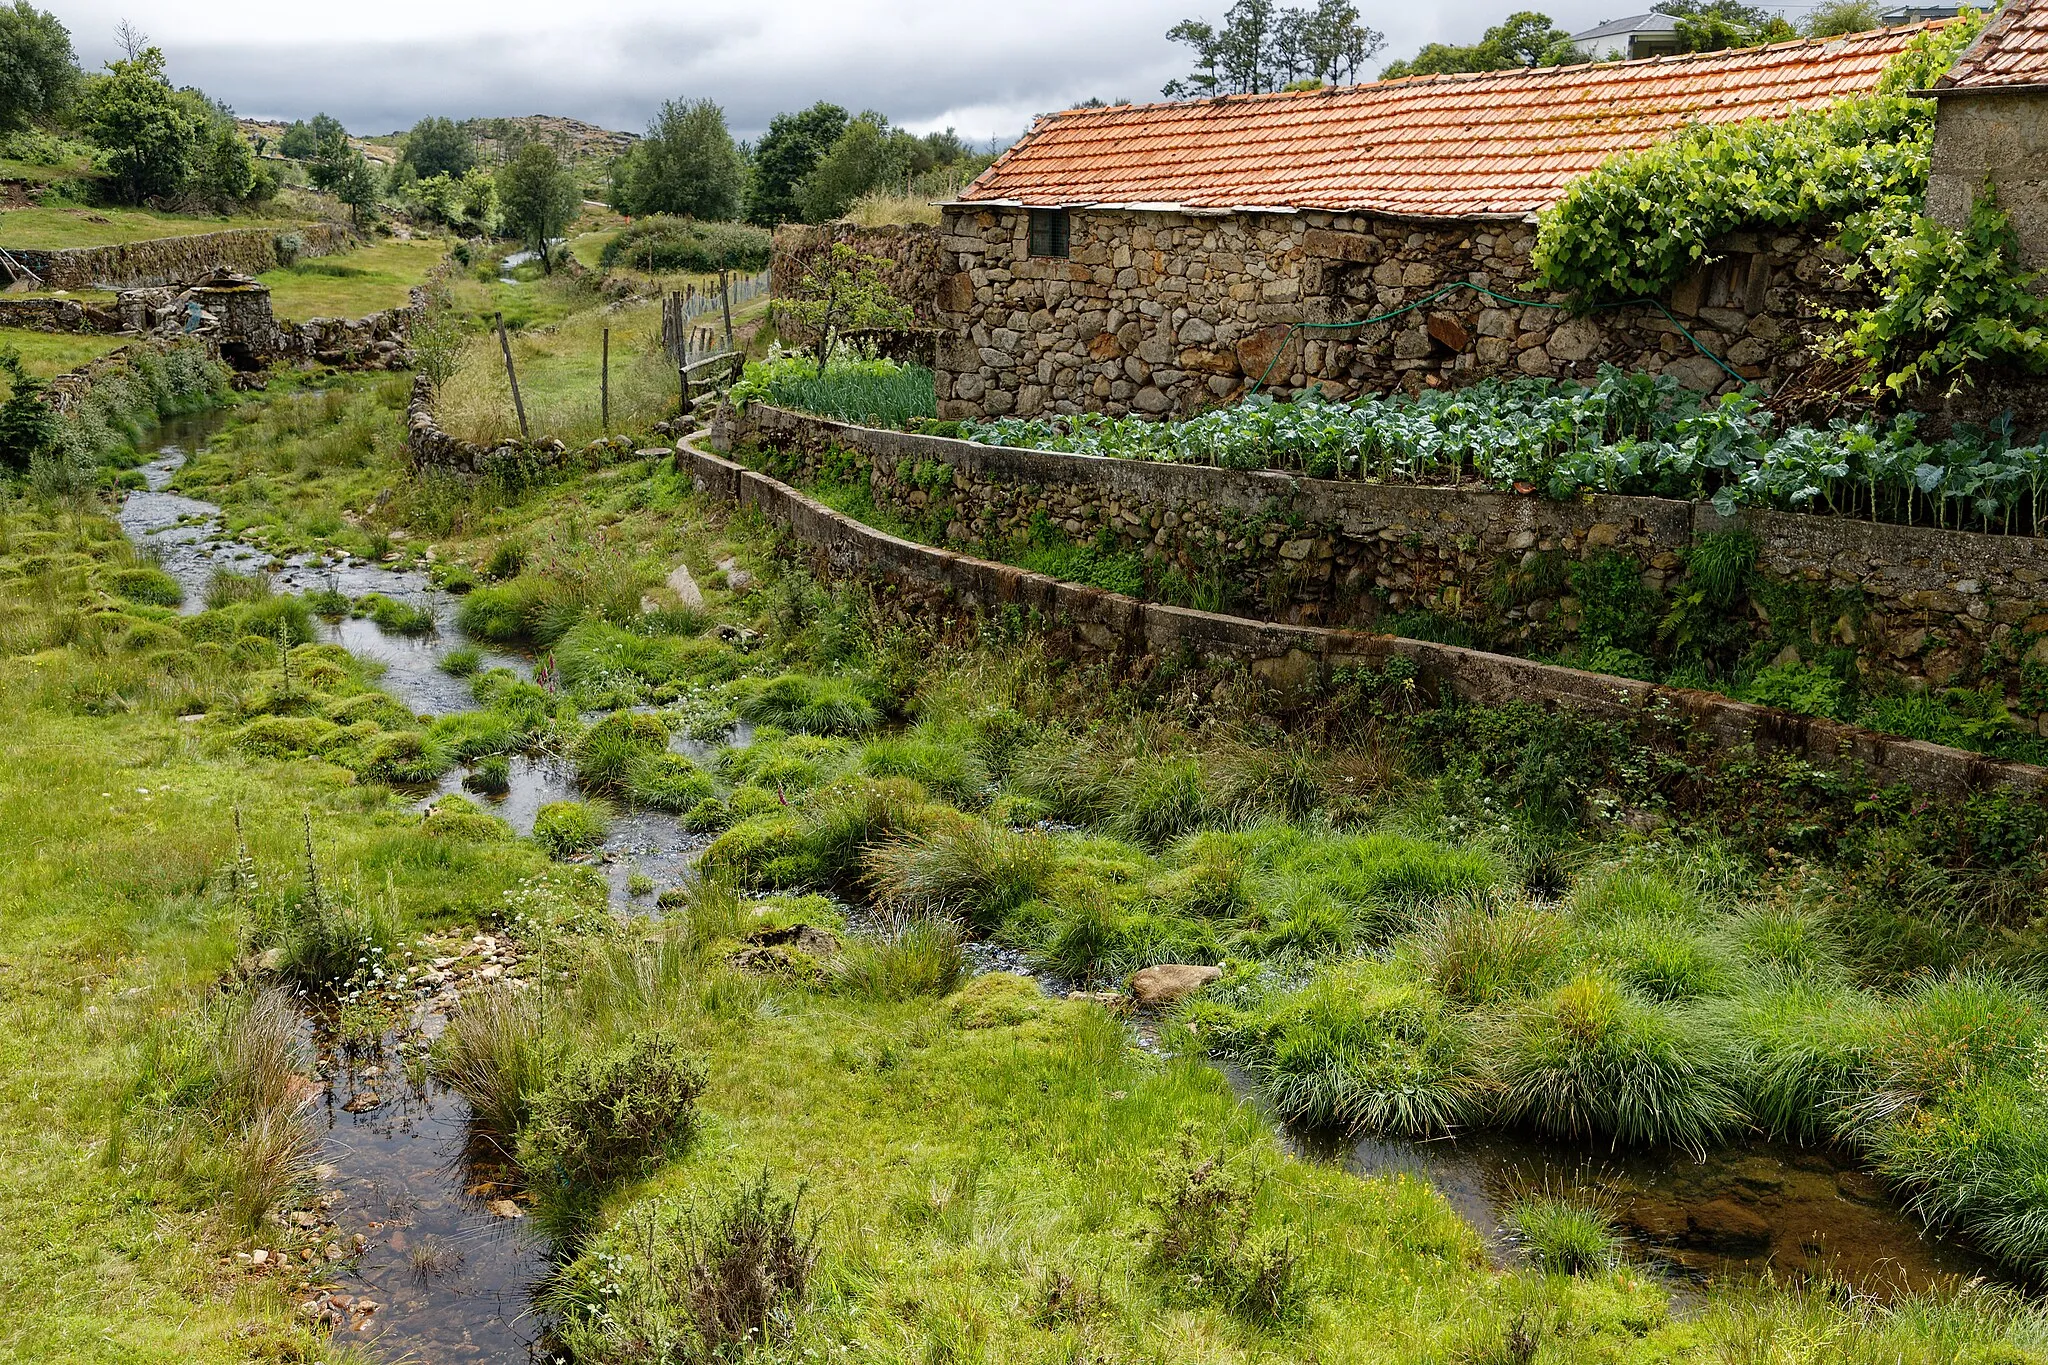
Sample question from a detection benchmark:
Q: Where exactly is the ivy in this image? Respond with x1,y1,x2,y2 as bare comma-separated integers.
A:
1531,15,1984,304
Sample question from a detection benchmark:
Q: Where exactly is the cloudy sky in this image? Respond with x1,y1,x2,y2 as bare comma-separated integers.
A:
46,0,1823,143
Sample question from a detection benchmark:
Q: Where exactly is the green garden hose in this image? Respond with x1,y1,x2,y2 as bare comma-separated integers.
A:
1241,281,1745,398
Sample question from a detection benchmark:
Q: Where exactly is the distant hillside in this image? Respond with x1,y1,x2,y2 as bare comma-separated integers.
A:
234,114,636,169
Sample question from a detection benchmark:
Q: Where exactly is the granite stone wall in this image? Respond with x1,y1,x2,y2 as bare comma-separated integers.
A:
736,403,2048,720
0,297,122,333
679,431,2048,801
6,223,356,291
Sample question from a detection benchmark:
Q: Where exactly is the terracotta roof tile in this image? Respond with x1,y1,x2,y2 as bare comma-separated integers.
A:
1936,0,2048,91
959,23,1949,219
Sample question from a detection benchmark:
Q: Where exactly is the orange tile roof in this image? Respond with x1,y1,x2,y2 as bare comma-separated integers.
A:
959,23,1951,219
1936,0,2048,91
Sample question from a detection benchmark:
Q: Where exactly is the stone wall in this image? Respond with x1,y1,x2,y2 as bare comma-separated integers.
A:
770,222,953,362
0,297,121,333
5,223,356,291
678,431,2048,801
736,403,2048,717
912,207,1861,419
1929,90,2048,269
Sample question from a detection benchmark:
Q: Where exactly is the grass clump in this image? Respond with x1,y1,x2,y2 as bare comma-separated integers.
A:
109,566,183,607
1230,960,1481,1138
626,752,717,812
440,645,483,677
574,710,670,794
831,915,967,1001
435,985,555,1139
729,672,885,736
353,592,436,635
949,971,1047,1028
1411,897,1566,1006
465,754,512,795
1505,1194,1622,1275
1493,974,1742,1156
864,821,1057,927
535,800,609,858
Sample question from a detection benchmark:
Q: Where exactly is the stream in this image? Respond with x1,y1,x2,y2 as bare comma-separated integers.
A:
115,412,2013,1358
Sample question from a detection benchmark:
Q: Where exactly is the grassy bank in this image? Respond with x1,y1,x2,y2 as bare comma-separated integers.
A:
258,236,448,320
0,328,126,379
0,206,311,250
12,364,2048,1361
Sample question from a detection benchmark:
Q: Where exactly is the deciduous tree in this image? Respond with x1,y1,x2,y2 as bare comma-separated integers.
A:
497,141,578,271
1164,0,1383,96
1379,11,1580,78
746,102,848,226
612,98,745,220
77,47,199,204
0,3,78,134
781,242,913,374
398,116,475,180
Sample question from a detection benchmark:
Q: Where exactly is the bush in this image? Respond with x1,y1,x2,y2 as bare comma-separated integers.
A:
535,801,609,858
1493,975,1742,1156
1146,1132,1309,1323
519,1032,705,1185
109,566,182,607
551,1173,819,1363
599,216,772,273
831,915,967,1001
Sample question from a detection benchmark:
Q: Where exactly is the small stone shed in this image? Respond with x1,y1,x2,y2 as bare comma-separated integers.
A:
932,23,1951,420
1927,0,2048,266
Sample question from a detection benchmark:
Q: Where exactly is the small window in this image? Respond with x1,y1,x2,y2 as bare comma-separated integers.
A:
1028,207,1071,258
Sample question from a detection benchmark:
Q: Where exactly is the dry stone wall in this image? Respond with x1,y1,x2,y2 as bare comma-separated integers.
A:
7,223,356,290
680,431,2048,802
0,296,121,333
736,403,2048,720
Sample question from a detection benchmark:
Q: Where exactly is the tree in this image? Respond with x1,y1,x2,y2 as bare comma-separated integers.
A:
77,48,200,204
796,113,895,222
1164,0,1383,97
497,141,578,271
1653,1,1795,51
746,102,848,226
278,119,316,159
1380,11,1580,78
398,116,475,180
181,93,270,208
0,350,57,473
780,242,913,375
305,114,356,190
613,97,745,220
0,3,78,134
1800,0,1880,37
330,150,378,224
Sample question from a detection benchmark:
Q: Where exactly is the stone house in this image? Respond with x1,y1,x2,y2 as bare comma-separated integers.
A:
930,23,1951,421
1928,0,2048,266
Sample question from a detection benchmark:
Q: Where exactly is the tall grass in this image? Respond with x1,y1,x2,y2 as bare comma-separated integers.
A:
435,985,557,1140
865,821,1057,927
436,298,679,445
831,915,967,1001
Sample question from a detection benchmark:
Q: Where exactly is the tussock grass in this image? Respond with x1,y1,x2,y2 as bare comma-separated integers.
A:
1492,974,1742,1156
730,672,886,736
865,821,1057,927
436,985,556,1141
1505,1194,1622,1275
831,915,967,1001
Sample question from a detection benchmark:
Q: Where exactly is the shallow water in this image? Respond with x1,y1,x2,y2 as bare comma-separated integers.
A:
308,1016,554,1361
116,414,2011,1346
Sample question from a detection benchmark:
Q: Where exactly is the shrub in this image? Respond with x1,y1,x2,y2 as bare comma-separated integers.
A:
551,1173,818,1363
1236,960,1480,1138
535,801,609,858
109,566,182,607
831,915,967,1001
1506,1195,1622,1275
1493,975,1742,1156
518,1032,705,1186
600,216,772,273
1146,1133,1309,1323
436,985,555,1139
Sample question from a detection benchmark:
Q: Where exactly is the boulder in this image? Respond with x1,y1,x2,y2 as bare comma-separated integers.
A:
1128,963,1222,1006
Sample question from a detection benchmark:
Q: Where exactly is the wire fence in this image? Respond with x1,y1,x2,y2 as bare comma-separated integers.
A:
663,270,769,365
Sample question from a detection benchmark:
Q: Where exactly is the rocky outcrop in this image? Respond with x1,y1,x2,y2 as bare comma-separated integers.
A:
675,431,2048,803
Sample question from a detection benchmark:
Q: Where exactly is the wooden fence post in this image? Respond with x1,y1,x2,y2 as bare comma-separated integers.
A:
719,268,735,354
601,328,610,434
495,311,529,441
